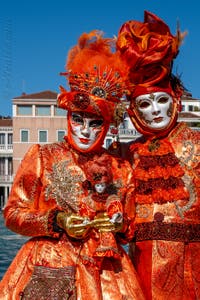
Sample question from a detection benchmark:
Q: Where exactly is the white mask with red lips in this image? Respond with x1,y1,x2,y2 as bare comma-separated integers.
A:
69,112,104,151
135,92,173,130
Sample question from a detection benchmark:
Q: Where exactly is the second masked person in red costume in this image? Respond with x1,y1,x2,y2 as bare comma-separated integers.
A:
113,11,200,300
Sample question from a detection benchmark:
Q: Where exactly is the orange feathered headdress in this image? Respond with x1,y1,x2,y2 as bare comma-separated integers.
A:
58,30,128,126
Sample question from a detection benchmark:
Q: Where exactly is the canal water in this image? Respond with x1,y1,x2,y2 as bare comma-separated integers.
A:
0,212,28,280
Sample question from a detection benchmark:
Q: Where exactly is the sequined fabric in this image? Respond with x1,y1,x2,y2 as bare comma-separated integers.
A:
21,266,76,300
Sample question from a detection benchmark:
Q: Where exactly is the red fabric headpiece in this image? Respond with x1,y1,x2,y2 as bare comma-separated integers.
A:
83,154,113,185
117,11,185,99
116,11,186,137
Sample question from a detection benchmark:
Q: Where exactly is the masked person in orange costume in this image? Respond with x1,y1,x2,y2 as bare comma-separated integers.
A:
114,11,200,300
0,31,145,300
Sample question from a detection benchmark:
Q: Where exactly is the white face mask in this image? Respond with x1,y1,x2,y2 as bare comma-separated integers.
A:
135,92,173,130
70,112,104,150
94,182,107,194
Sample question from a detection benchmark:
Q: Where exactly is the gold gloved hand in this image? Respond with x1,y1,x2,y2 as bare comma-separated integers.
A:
56,212,91,239
91,212,123,233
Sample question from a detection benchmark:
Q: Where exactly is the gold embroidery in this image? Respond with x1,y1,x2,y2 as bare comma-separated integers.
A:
175,174,197,218
45,160,84,212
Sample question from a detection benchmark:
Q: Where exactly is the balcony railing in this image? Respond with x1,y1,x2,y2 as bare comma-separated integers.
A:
108,128,140,136
118,128,140,136
0,145,13,151
0,175,13,183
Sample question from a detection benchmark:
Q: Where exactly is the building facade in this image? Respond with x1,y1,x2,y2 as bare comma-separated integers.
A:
12,91,67,176
0,118,13,209
0,90,199,209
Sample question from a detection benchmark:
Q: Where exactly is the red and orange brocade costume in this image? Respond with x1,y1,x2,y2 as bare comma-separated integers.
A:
79,194,124,259
126,122,200,300
0,140,145,300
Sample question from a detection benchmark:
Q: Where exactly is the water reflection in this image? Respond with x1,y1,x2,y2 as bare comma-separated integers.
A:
0,212,28,280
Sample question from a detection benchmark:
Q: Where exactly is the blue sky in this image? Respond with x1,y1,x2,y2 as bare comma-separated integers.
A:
0,0,200,116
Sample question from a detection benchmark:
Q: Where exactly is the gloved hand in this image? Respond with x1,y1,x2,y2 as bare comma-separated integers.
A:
56,212,91,239
91,212,123,233
110,212,123,224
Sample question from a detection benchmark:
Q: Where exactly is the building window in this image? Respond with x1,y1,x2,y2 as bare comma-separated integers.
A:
17,105,32,115
21,130,29,142
105,138,112,149
57,130,66,141
8,133,13,145
8,157,13,175
0,158,5,175
36,105,51,116
54,106,67,116
124,112,129,118
188,105,193,112
39,130,48,143
119,119,128,129
0,133,5,145
181,105,185,112
194,106,200,112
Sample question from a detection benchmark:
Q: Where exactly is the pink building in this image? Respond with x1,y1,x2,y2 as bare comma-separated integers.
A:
0,118,13,209
12,90,67,175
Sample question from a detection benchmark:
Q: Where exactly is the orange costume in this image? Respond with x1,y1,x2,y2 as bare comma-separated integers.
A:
127,123,200,300
0,31,145,300
115,11,200,300
79,154,124,259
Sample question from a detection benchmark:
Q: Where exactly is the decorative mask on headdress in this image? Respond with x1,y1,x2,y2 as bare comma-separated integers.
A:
57,30,128,152
117,11,187,137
